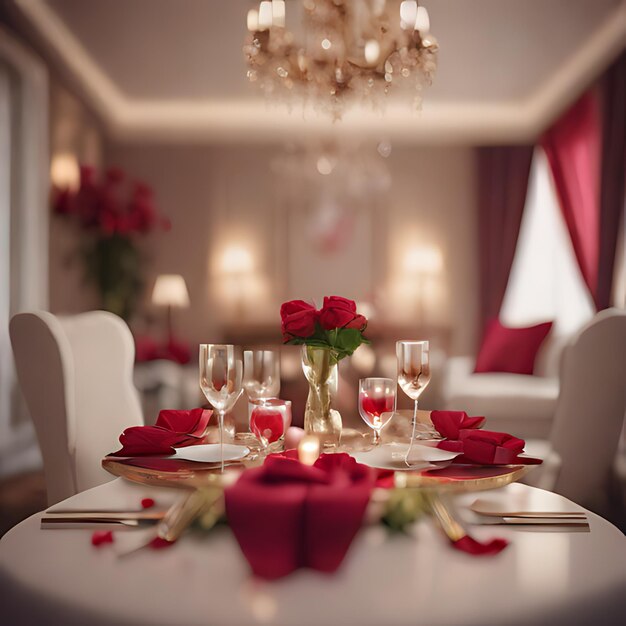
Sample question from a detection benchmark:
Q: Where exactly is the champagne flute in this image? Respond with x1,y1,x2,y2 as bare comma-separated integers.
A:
199,344,243,471
358,378,396,446
242,349,280,449
396,340,431,464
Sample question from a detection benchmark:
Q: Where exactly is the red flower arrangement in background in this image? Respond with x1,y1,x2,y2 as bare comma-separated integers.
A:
52,165,170,320
54,165,170,236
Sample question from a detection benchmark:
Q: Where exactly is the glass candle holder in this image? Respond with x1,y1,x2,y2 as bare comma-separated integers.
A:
249,398,292,452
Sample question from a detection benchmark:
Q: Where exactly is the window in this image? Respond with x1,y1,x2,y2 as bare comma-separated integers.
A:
500,148,595,336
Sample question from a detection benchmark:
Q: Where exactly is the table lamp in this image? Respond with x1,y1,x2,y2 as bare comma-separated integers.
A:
152,274,190,344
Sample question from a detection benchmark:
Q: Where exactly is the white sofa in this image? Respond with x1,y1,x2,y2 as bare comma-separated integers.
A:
441,333,568,439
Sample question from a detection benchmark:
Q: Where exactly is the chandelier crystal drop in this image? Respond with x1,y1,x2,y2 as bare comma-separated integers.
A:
243,0,438,117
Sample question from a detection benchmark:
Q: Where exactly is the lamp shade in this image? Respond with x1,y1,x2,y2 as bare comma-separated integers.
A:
152,274,190,307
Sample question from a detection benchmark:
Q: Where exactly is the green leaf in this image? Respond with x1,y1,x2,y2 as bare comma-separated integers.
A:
334,328,363,356
285,337,305,345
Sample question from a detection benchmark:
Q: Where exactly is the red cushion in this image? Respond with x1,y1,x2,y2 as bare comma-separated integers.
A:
474,319,553,375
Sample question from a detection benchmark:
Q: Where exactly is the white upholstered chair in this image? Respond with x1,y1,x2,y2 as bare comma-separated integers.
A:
524,309,626,512
441,331,565,439
9,311,143,505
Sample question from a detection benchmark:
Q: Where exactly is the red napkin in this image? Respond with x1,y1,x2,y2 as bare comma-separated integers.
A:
110,408,212,457
430,410,485,439
438,429,542,465
225,453,375,579
155,408,211,438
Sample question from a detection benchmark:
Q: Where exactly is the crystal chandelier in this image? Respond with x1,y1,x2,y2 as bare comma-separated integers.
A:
243,0,438,117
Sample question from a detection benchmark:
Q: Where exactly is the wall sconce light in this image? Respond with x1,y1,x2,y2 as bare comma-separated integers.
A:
220,245,255,275
401,244,444,325
50,152,80,192
403,245,443,276
218,244,256,319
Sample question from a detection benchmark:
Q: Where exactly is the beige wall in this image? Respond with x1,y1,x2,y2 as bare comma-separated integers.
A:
88,142,480,356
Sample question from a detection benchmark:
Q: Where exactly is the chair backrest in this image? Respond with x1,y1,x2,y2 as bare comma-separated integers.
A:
9,311,143,505
549,308,626,507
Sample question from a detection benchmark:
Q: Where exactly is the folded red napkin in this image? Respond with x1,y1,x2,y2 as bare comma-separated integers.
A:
438,429,542,465
110,408,212,457
429,410,540,465
225,452,375,579
155,408,211,437
430,410,485,439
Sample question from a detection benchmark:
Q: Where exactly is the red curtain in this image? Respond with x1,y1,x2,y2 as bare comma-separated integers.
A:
477,146,534,334
597,52,626,310
542,92,602,302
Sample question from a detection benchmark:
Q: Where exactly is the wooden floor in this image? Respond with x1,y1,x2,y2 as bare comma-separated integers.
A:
0,470,46,538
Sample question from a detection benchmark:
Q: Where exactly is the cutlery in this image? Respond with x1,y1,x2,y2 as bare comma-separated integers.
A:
43,510,167,521
41,518,144,530
472,515,588,527
498,517,588,526
469,504,586,519
116,488,222,557
474,511,587,520
427,493,466,542
463,510,589,528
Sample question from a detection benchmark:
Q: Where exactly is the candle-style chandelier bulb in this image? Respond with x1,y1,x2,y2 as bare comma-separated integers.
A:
243,0,437,118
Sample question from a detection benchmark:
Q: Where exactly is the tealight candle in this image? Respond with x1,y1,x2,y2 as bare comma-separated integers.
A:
298,435,320,466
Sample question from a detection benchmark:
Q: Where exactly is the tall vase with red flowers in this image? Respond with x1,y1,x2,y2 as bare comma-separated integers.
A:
52,165,170,320
280,296,369,448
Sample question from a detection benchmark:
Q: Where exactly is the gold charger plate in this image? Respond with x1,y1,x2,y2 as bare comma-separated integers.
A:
102,415,537,493
396,464,534,493
102,457,257,489
103,454,535,494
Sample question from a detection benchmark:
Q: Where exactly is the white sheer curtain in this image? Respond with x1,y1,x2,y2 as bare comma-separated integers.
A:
500,148,595,373
0,27,49,476
0,63,12,459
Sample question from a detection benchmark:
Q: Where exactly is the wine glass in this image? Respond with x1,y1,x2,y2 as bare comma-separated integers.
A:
243,349,280,403
358,378,396,446
199,344,243,471
396,340,432,463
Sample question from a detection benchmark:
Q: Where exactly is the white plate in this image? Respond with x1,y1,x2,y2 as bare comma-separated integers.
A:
169,444,249,463
351,442,460,471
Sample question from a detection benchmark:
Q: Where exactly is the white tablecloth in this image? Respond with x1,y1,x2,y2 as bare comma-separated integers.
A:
1,479,625,626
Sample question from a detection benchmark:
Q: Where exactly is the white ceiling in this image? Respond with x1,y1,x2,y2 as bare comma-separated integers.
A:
13,0,626,143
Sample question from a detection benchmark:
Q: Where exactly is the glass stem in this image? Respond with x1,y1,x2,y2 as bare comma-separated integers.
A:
373,428,381,446
218,410,225,473
405,398,419,466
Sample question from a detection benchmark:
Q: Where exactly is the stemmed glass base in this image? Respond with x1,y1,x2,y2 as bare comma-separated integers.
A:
217,411,225,472
404,399,419,466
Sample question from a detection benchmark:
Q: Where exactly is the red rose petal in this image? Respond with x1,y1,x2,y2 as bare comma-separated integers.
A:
91,531,114,547
149,536,175,549
452,535,509,556
141,498,155,509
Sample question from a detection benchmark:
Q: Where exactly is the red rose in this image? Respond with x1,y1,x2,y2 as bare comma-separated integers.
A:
280,300,318,340
319,296,367,331
344,314,367,330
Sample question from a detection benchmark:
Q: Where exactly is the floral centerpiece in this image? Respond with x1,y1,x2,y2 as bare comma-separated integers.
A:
53,165,170,320
280,296,369,447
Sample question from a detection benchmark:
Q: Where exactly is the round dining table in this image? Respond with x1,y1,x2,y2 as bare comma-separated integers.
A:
1,477,625,626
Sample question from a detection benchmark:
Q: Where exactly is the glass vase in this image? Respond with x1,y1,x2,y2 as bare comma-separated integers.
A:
301,346,342,449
